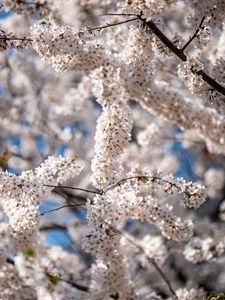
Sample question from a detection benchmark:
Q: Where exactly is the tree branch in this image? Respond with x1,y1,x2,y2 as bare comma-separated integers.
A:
104,174,199,201
61,278,89,292
139,16,225,96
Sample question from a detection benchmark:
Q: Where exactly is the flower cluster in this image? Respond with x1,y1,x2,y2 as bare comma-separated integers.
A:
126,169,207,209
89,254,136,299
122,25,154,96
0,262,36,300
91,102,132,190
187,0,225,29
121,0,165,22
88,169,201,241
138,234,167,266
1,0,225,298
183,237,225,263
174,288,200,300
90,64,125,106
84,165,207,297
193,25,211,49
0,156,81,250
31,22,110,73
137,83,225,154
2,0,51,16
178,57,205,93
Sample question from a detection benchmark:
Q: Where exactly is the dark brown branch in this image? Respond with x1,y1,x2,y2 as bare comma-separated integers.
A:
139,17,225,96
0,36,33,42
62,279,89,292
43,184,101,195
40,223,67,231
100,13,137,17
181,16,206,51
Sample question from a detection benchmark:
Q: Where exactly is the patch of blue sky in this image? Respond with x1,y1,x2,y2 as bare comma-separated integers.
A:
168,127,198,181
39,200,60,215
57,143,67,156
170,139,198,180
64,209,86,224
46,229,75,252
19,119,30,127
39,200,83,252
0,10,13,19
62,121,90,138
0,84,4,94
9,135,21,150
35,135,47,156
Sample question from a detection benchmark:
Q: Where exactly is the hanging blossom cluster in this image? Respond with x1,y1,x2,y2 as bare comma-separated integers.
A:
91,102,132,190
121,25,155,97
31,22,111,74
0,156,81,251
83,198,136,298
90,63,133,189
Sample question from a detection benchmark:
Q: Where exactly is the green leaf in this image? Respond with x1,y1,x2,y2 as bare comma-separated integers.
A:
23,248,36,257
0,157,5,167
48,274,60,285
138,175,149,183
203,292,225,300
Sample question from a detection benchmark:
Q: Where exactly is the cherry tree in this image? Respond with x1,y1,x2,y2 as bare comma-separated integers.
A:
0,0,225,299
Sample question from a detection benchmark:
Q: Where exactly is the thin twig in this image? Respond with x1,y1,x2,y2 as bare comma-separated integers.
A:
43,184,101,195
104,174,193,199
104,176,142,193
40,203,85,216
84,17,139,32
181,16,206,51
